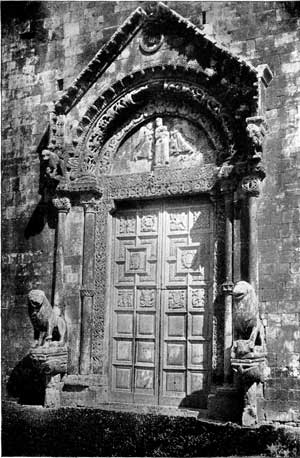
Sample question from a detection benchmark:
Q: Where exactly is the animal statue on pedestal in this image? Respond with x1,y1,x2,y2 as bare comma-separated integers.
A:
28,289,66,347
231,280,266,359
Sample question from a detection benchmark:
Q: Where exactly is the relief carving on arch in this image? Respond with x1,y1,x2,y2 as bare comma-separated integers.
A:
67,80,235,181
93,97,226,178
111,116,205,175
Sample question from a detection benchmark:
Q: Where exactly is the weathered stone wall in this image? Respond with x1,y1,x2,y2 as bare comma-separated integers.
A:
2,1,300,421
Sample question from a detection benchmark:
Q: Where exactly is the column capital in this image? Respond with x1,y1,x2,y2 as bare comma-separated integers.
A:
240,175,262,197
80,288,95,298
221,281,234,294
52,196,71,213
81,196,100,213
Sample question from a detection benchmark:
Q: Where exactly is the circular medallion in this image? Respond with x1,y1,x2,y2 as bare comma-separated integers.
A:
139,33,164,55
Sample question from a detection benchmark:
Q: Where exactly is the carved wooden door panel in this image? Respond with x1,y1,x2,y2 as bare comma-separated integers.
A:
109,199,213,408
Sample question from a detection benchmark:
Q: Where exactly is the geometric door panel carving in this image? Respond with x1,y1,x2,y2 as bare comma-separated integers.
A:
109,199,213,407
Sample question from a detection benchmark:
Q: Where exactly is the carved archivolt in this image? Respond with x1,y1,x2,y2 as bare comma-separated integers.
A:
67,76,236,180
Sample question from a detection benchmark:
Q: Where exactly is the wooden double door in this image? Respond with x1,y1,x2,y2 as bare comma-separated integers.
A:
109,198,214,408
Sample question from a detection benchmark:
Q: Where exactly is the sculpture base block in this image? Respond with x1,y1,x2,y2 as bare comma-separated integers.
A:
30,345,68,375
29,345,68,408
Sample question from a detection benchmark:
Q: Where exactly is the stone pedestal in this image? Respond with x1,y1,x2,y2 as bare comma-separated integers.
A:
231,354,269,426
30,345,68,408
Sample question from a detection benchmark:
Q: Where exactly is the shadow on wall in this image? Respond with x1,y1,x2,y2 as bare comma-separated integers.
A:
179,390,207,409
24,199,57,239
7,354,45,405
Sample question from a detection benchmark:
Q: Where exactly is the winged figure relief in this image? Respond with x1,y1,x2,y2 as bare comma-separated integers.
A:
170,128,197,156
133,122,154,161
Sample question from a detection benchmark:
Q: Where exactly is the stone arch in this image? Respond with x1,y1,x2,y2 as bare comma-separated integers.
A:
68,65,249,180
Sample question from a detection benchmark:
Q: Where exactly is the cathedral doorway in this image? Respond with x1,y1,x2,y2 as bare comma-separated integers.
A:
108,197,214,408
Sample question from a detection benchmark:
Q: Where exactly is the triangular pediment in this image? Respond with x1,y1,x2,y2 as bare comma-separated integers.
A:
41,2,272,198
54,2,258,115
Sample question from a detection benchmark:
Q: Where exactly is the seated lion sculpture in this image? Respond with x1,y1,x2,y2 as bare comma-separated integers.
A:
231,281,266,358
28,289,66,347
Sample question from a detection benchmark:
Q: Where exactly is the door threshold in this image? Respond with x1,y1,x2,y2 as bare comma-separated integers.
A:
95,401,207,418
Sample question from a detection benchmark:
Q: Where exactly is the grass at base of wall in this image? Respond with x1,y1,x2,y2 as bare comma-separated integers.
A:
2,402,300,457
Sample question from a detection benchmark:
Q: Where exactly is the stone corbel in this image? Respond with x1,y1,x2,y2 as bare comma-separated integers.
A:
246,116,267,165
52,197,71,309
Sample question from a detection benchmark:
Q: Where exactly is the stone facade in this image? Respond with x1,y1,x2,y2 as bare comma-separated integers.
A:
2,1,300,425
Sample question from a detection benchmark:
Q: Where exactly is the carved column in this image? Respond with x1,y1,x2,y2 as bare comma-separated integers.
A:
240,175,261,290
79,198,98,375
220,182,234,383
52,197,71,308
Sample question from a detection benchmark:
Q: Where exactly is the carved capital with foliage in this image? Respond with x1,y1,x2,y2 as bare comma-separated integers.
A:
221,281,234,294
52,197,71,213
80,288,95,298
240,175,262,197
81,196,99,214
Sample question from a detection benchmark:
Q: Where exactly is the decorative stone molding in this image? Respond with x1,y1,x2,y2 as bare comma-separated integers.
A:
48,107,65,153
103,166,218,200
52,196,71,212
71,83,234,180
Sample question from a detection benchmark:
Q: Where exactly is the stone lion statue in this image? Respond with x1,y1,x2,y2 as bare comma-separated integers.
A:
28,289,66,347
41,149,65,180
231,281,265,358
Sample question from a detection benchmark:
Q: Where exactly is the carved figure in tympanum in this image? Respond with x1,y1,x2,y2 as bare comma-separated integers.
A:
133,122,154,161
169,128,197,158
154,117,170,166
28,289,67,347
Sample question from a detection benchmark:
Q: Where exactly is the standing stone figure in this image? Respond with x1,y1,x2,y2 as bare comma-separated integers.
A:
154,117,170,166
169,128,197,157
133,122,154,161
